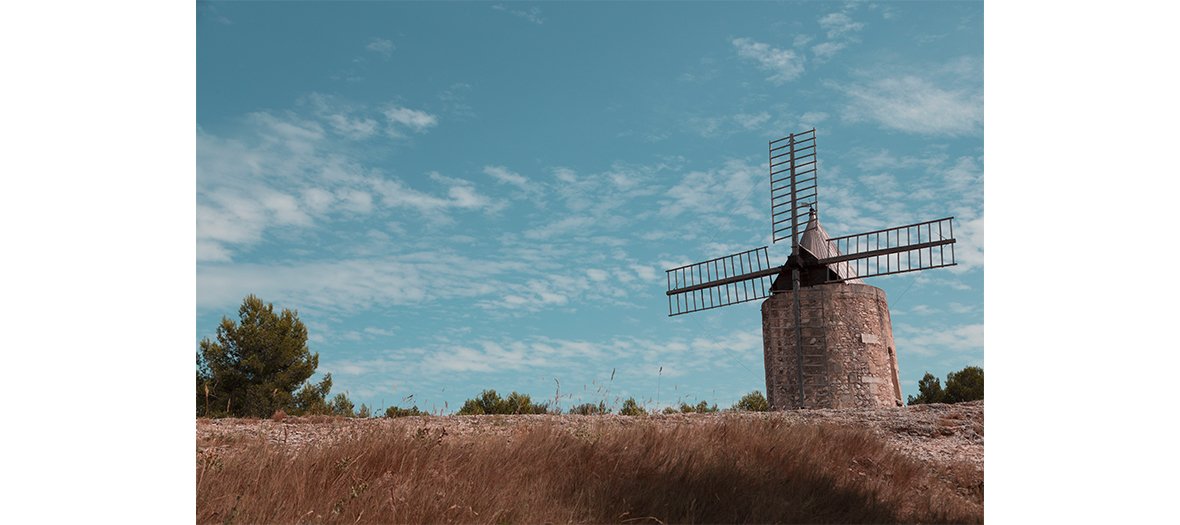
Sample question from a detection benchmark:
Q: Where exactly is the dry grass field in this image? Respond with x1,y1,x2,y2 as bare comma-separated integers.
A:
197,408,982,524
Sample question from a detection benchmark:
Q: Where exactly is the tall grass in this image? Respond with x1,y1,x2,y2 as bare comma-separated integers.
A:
197,416,981,524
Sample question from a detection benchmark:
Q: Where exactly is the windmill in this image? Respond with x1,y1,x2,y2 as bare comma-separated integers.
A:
665,129,957,409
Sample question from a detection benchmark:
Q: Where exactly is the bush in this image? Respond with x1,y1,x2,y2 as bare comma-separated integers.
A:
678,401,719,413
289,373,334,416
907,366,984,405
457,389,551,415
618,397,645,416
385,406,422,418
568,401,610,415
731,390,769,412
330,393,356,417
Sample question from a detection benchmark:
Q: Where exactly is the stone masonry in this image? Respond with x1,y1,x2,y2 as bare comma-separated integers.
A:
761,282,901,410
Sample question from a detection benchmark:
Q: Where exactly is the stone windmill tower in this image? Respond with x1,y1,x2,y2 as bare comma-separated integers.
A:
665,129,958,410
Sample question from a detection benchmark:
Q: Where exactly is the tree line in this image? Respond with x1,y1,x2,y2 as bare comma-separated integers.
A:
198,296,980,419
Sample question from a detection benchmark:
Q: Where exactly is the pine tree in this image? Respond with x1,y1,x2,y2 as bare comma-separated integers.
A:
197,295,329,417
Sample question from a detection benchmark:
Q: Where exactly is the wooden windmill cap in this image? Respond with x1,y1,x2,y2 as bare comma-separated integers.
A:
799,208,864,284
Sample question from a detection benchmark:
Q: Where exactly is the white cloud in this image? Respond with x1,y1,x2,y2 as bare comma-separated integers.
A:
659,159,763,223
483,165,545,201
831,59,983,136
196,98,491,261
300,93,382,140
523,215,595,240
799,111,829,127
630,264,658,282
384,106,438,134
811,41,847,62
894,323,983,357
366,38,394,58
492,4,544,25
732,38,805,84
818,12,865,39
483,165,528,187
734,112,772,129
197,252,532,314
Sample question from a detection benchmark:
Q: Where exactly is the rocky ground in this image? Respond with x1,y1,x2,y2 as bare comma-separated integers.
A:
197,400,983,474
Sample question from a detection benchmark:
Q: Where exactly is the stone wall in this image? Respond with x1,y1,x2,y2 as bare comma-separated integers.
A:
761,283,901,409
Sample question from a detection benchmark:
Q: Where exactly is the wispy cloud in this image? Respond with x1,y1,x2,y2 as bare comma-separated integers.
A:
732,38,805,84
658,159,766,243
830,58,983,136
492,4,544,25
811,41,847,63
483,165,546,201
384,106,438,135
893,323,983,358
197,95,486,261
438,83,475,120
818,12,865,39
198,3,232,25
365,38,394,58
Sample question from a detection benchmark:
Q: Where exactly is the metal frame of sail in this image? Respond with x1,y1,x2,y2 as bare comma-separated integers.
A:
819,217,957,282
770,130,817,247
665,246,778,316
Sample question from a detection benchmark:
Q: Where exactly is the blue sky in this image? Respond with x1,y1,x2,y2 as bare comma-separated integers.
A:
13,2,1180,522
196,1,984,414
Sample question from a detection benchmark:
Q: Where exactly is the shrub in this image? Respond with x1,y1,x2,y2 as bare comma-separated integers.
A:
618,397,645,416
357,404,372,419
568,401,610,415
458,389,551,415
330,393,356,417
385,406,422,418
731,390,769,412
677,401,719,413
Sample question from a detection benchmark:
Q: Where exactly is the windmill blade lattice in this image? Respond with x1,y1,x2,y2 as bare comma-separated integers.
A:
770,129,818,246
666,247,781,316
818,217,957,281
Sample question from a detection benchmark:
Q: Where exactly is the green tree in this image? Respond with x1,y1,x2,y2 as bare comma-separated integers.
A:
907,366,984,405
907,372,946,405
385,406,422,418
290,373,333,416
731,390,769,412
944,366,984,403
197,295,328,418
457,389,550,415
568,401,610,415
618,397,644,416
330,393,356,417
677,401,719,413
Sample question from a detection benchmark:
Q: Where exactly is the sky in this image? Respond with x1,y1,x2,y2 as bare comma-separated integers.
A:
7,2,1180,522
195,1,984,415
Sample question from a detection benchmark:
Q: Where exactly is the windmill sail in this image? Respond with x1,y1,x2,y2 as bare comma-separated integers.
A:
666,246,782,316
818,217,957,281
770,129,818,246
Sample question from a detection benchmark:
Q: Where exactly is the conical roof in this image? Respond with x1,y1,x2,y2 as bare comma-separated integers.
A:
798,208,864,284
